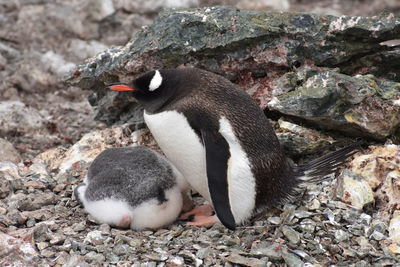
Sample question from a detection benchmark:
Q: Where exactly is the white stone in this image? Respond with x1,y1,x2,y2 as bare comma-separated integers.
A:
389,211,400,244
336,170,375,210
130,128,147,145
84,230,106,245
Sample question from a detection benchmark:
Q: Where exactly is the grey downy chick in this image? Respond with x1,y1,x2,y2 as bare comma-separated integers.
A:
74,146,189,230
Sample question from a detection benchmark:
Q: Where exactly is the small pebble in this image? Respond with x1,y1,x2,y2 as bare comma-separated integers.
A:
250,242,284,260
84,251,106,264
226,253,267,267
267,216,281,225
369,230,385,241
334,229,351,242
307,199,321,210
36,241,49,250
294,210,313,219
72,221,86,232
98,223,111,235
282,226,301,244
113,244,133,256
84,230,106,245
49,233,66,245
282,250,304,267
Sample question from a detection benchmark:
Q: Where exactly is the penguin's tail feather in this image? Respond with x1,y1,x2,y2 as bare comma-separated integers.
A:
293,140,364,185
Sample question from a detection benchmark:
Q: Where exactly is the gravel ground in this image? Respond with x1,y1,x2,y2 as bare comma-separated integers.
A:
1,165,398,266
1,127,399,266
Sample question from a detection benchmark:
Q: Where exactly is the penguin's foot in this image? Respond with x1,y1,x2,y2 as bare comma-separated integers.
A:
181,191,194,213
186,215,219,227
117,215,132,229
179,204,214,220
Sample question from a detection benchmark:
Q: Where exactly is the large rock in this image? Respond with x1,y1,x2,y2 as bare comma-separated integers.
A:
268,69,400,140
65,7,400,143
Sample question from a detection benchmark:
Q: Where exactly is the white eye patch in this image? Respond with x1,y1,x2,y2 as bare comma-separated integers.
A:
149,70,162,91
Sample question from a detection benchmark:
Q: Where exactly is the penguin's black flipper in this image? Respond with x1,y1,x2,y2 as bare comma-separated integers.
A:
201,130,236,230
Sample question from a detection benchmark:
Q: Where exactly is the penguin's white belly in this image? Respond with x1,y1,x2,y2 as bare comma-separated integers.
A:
145,111,257,224
144,111,211,202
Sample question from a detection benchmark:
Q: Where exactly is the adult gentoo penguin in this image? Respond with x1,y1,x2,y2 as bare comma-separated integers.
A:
109,68,361,230
74,146,189,230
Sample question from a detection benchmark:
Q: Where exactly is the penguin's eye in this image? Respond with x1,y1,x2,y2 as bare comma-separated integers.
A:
148,70,163,91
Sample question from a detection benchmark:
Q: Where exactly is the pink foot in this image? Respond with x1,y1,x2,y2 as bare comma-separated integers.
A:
117,215,132,229
186,215,219,227
179,204,214,220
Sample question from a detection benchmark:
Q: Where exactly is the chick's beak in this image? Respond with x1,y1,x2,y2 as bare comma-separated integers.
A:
109,83,135,91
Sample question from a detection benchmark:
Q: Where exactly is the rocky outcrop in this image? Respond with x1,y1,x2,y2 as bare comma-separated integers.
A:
66,7,400,143
269,69,400,140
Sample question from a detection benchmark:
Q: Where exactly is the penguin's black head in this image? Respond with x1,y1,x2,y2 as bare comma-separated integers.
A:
109,69,179,112
109,70,166,97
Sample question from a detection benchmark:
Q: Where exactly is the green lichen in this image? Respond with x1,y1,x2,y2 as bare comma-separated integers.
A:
376,80,400,100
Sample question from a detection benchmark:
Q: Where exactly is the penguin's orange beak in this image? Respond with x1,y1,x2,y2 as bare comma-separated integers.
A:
109,84,135,91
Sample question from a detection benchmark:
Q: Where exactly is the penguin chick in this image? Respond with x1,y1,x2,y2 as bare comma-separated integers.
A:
109,68,362,230
74,146,188,230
